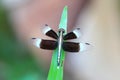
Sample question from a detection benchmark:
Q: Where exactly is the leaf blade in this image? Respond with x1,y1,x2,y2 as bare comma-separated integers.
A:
47,6,68,80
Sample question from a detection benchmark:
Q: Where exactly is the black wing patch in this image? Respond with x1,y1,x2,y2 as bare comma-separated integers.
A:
62,42,80,52
40,39,58,50
43,24,58,39
63,32,77,40
63,28,81,40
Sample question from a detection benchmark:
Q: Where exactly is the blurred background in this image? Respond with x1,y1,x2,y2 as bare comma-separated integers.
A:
0,0,120,80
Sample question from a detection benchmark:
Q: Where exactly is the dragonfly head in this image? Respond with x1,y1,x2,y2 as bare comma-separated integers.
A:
58,28,65,34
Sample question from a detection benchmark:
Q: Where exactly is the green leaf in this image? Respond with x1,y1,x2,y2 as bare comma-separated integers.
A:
47,6,68,80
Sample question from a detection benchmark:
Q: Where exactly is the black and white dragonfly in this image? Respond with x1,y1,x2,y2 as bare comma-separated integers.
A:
32,24,91,68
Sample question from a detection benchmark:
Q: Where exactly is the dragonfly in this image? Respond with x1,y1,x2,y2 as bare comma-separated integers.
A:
32,24,91,68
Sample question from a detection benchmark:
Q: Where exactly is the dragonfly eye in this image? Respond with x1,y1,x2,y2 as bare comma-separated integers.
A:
58,28,65,33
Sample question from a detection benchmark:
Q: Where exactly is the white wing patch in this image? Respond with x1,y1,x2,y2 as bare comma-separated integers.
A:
73,29,82,38
32,38,41,48
80,43,91,52
42,25,51,34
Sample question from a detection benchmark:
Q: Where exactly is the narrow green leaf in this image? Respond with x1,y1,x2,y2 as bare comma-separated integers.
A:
47,6,68,80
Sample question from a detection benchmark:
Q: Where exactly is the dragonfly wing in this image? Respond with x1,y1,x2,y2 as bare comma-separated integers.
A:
62,42,80,52
63,28,81,40
62,42,92,52
42,24,58,39
32,38,58,50
80,42,92,52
